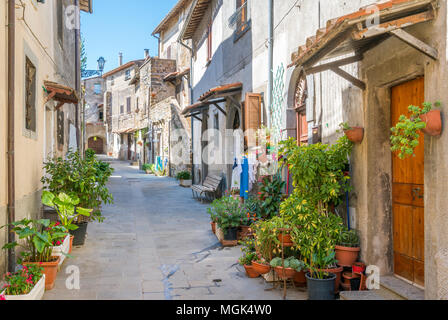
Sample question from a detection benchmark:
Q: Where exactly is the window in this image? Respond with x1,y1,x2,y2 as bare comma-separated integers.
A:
136,97,139,112
166,45,172,60
99,110,104,122
94,83,101,95
57,110,64,147
57,0,64,46
125,69,131,81
126,97,131,113
234,0,250,41
25,57,37,132
120,105,124,114
107,92,112,108
111,76,115,86
207,22,213,63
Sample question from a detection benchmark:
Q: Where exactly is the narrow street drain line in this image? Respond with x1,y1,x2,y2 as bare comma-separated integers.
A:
160,264,179,300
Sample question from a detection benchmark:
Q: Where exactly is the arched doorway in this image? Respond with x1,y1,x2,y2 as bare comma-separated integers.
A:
88,136,104,154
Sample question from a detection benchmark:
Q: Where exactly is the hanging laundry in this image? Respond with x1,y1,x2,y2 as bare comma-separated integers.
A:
231,158,242,191
240,156,250,199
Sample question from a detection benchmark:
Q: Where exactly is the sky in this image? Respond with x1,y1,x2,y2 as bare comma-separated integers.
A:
81,0,178,73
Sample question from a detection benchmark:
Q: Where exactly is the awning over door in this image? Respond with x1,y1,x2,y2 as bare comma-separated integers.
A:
182,83,243,121
43,81,79,108
288,0,437,89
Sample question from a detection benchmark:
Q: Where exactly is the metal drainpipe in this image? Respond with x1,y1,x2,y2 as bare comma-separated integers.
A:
7,0,16,273
75,0,81,154
267,0,274,128
178,38,195,184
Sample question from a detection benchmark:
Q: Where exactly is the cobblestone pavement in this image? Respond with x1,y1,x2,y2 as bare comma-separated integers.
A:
44,158,307,300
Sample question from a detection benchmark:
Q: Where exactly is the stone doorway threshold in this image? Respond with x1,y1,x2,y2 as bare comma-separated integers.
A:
340,275,424,300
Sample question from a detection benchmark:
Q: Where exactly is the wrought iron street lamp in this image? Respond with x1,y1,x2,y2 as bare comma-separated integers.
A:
81,56,106,78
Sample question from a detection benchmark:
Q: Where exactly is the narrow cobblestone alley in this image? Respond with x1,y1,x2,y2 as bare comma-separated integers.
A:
43,159,307,300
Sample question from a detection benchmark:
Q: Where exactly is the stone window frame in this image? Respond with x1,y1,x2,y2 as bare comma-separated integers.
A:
22,41,39,140
233,0,251,43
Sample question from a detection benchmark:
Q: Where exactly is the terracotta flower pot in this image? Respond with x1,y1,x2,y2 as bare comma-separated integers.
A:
252,261,271,275
342,271,360,285
210,221,216,234
24,256,61,290
344,127,364,143
69,235,74,254
277,234,293,245
238,226,253,240
335,245,360,267
274,266,296,280
293,270,307,287
318,266,343,294
420,110,442,136
244,265,260,278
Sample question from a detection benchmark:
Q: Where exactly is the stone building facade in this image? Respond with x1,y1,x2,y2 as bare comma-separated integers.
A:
82,76,106,154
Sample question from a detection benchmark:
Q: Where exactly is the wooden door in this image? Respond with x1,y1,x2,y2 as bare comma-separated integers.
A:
88,137,104,154
296,108,308,146
391,77,425,287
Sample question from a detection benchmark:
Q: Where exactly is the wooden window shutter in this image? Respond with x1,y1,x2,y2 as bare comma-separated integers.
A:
244,92,261,148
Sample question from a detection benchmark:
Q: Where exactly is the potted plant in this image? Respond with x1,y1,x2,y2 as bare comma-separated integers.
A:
142,163,152,174
1,265,45,300
391,101,441,159
270,257,305,280
270,216,293,245
258,174,286,219
48,221,70,266
238,239,259,278
335,229,360,267
238,196,261,240
339,122,364,143
1,219,69,290
42,191,92,250
176,171,192,187
208,197,243,241
252,257,271,275
305,251,338,300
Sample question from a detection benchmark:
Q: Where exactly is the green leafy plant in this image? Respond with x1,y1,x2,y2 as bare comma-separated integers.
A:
309,250,338,279
252,219,280,262
142,163,153,173
258,174,286,219
240,196,262,226
1,219,68,263
1,264,44,296
42,150,114,223
338,229,359,248
270,257,306,271
390,101,440,159
176,171,191,180
238,252,257,266
42,191,92,231
207,197,244,231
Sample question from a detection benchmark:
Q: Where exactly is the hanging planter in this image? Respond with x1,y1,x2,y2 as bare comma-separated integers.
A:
420,109,442,136
344,127,364,143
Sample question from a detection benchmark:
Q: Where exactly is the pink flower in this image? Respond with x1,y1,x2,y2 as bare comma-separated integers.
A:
56,241,61,246
0,294,5,301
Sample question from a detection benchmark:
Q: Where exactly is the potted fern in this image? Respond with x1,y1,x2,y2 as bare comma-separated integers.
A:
391,101,442,159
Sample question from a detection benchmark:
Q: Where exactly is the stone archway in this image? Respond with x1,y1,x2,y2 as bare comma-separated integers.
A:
88,136,104,154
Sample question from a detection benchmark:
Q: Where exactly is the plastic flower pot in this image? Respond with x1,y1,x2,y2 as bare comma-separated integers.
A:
317,266,343,294
335,245,360,267
352,262,366,274
24,257,60,290
420,110,442,136
252,261,271,275
344,127,364,143
306,272,337,300
51,235,71,266
223,227,238,241
244,265,260,278
69,221,88,246
69,235,74,254
342,271,360,285
1,274,46,300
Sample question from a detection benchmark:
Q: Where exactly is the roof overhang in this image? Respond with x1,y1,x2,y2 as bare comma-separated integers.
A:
163,68,190,82
43,81,79,108
288,0,438,89
182,83,243,120
80,0,93,13
181,0,211,40
152,0,192,35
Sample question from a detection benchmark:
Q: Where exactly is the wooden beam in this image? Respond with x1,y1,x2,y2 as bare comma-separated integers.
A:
352,10,434,40
330,67,366,90
390,29,438,60
227,96,241,112
213,103,227,116
305,54,363,75
43,91,56,104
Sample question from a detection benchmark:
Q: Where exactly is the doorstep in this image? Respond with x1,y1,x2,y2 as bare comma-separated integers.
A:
339,275,424,300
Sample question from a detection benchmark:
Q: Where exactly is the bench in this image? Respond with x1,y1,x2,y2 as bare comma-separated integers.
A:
191,175,223,203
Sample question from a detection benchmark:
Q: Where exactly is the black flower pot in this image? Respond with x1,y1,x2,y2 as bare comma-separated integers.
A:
306,272,336,300
223,227,238,241
43,207,59,223
69,222,88,246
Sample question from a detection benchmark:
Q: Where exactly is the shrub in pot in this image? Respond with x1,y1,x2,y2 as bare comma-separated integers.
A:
208,197,243,241
238,239,259,278
335,229,360,267
270,257,305,280
1,264,45,300
42,191,92,250
1,219,69,290
142,163,153,174
306,251,339,300
339,123,364,143
258,174,286,219
176,171,192,187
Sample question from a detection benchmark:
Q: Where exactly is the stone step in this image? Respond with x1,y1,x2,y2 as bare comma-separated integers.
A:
339,275,424,300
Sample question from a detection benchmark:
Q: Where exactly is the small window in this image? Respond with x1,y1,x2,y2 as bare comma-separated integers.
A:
120,105,124,114
99,110,104,122
166,45,172,59
25,57,37,132
136,97,139,112
207,22,212,63
125,70,131,81
94,83,101,95
111,76,115,86
126,97,131,113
